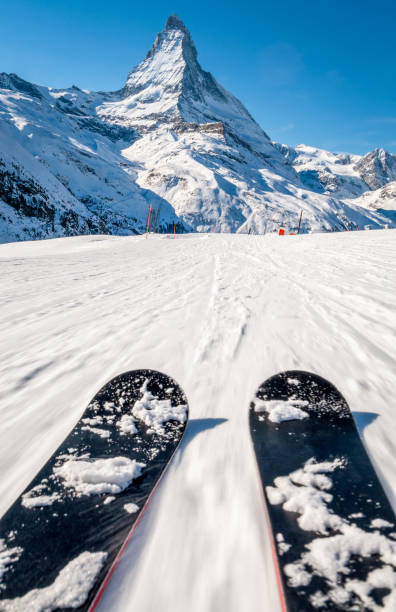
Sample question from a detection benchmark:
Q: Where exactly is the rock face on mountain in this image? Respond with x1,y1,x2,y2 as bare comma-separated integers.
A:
354,148,396,191
0,15,394,243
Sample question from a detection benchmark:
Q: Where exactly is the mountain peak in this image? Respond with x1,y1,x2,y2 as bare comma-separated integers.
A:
165,14,189,33
119,15,273,153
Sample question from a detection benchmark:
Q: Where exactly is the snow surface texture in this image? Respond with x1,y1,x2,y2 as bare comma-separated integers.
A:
0,231,395,612
0,16,395,242
0,551,107,611
267,457,396,610
54,457,145,496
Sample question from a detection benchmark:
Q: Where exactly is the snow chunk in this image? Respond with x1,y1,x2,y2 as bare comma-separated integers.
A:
266,457,345,533
54,457,145,496
82,417,103,426
288,527,396,610
117,415,137,435
132,380,187,435
103,496,115,505
276,533,291,556
0,539,23,582
22,493,60,509
254,399,309,423
371,518,394,529
0,551,107,611
21,484,60,509
124,503,139,514
270,456,396,609
81,426,110,439
340,566,396,611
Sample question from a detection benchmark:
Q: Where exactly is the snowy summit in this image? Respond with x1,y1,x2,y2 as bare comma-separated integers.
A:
0,15,395,243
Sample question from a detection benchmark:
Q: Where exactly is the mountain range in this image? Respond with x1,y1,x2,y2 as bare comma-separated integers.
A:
0,14,395,243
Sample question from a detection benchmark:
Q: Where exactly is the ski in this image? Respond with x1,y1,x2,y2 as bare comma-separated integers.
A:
0,369,188,611
249,370,396,612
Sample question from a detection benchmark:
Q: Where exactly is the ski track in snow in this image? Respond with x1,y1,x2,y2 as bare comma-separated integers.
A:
0,230,395,612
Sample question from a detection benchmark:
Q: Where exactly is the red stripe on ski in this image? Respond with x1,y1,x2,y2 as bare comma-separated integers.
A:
252,451,288,612
88,444,182,612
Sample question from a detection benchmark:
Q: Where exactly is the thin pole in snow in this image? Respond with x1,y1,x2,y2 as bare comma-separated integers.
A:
264,203,269,235
150,209,156,233
156,206,161,233
145,205,152,237
173,223,176,239
297,210,303,234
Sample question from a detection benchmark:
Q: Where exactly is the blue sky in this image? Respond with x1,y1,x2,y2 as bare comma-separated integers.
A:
1,0,395,154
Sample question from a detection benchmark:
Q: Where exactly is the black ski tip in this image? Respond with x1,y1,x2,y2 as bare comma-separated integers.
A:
249,371,396,612
0,368,189,611
250,370,351,423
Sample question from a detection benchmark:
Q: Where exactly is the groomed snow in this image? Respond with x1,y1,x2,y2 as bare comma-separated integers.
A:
0,551,107,611
0,230,395,612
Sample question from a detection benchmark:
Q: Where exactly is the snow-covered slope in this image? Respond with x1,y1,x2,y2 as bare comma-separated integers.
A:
0,230,395,610
0,15,394,242
348,181,396,224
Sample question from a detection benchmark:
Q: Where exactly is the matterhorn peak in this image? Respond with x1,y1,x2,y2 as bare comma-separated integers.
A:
165,14,189,33
117,15,275,152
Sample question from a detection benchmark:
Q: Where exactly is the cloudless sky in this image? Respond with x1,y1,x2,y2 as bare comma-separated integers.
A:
1,0,395,154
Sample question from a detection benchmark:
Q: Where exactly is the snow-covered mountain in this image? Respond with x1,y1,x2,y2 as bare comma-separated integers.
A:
275,143,396,195
0,73,182,243
274,143,396,220
0,15,394,243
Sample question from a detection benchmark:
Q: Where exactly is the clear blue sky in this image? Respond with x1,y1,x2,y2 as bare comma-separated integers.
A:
1,0,395,155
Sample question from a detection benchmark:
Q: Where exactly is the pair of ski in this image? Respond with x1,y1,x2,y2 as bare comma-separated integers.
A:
0,370,395,611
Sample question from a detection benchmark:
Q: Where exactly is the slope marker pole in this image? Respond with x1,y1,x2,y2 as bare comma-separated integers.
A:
150,208,156,234
145,205,152,238
297,210,303,234
156,206,161,233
